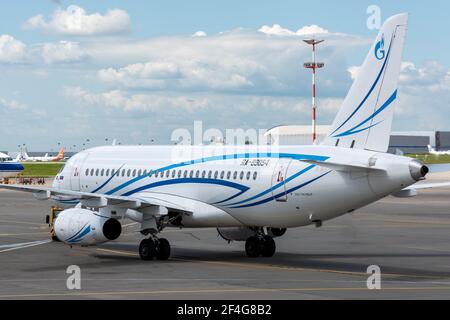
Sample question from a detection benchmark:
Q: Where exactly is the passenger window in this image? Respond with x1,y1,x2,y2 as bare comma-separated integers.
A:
149,170,153,177
172,170,176,178
100,169,104,176
195,170,200,178
246,171,251,180
143,169,147,176
85,168,89,176
90,169,94,176
253,172,257,180
208,171,212,179
155,171,159,178
96,169,99,176
138,169,142,176
106,169,110,176
202,171,206,178
127,169,131,177
233,171,237,180
166,170,170,178
214,171,218,179
178,170,182,178
220,171,225,179
227,171,231,179
183,170,188,178
240,171,244,180
189,171,194,178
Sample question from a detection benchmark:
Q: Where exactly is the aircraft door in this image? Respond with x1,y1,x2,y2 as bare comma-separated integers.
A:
70,153,89,191
271,159,292,202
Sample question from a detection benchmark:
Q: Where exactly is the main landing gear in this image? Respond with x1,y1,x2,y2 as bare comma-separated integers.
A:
139,237,171,261
245,235,276,258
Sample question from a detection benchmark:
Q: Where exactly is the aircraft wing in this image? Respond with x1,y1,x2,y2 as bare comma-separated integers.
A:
0,184,191,213
404,182,450,191
391,181,450,197
301,159,386,172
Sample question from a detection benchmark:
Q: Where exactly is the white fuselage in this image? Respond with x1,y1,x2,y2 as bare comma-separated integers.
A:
52,145,419,228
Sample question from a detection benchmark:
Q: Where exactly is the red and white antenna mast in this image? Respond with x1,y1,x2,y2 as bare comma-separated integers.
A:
303,39,324,144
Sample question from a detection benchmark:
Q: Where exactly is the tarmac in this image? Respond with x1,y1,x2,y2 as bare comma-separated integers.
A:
1,172,450,300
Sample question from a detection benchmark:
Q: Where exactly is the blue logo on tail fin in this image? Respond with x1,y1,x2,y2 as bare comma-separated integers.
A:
374,35,385,60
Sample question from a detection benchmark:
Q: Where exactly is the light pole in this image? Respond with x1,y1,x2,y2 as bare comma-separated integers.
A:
303,39,324,144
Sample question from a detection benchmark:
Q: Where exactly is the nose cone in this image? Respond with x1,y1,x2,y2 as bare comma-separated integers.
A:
409,159,429,181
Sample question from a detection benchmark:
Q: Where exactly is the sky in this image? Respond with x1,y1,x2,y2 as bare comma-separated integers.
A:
0,1,449,151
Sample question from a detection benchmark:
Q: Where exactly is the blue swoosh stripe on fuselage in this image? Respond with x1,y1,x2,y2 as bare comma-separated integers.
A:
333,90,397,138
221,164,316,207
330,35,394,136
91,164,125,193
121,178,249,197
229,171,331,208
105,152,328,196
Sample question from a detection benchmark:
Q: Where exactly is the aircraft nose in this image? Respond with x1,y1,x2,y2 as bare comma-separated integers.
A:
409,159,429,181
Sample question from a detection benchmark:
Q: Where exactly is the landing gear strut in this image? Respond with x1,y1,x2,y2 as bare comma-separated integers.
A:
245,235,276,258
139,237,171,261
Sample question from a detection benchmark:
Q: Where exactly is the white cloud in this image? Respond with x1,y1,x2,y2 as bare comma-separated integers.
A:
192,31,207,37
24,5,131,36
296,24,329,36
342,60,450,130
0,35,27,63
0,96,28,110
258,24,329,36
90,29,367,94
347,65,360,80
64,86,210,112
41,41,88,64
97,58,256,91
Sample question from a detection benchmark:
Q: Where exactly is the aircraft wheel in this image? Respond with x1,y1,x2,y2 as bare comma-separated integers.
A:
245,236,261,258
156,238,171,260
261,236,276,257
139,239,156,260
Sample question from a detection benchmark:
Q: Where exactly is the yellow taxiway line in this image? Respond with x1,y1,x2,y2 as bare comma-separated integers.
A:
1,286,450,299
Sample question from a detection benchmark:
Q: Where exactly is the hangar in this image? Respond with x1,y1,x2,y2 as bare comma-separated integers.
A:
264,125,450,154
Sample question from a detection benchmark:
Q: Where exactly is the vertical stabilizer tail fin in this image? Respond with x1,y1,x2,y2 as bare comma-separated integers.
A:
323,13,408,152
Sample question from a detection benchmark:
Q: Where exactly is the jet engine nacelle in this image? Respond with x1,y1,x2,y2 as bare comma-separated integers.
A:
54,208,122,246
217,227,287,241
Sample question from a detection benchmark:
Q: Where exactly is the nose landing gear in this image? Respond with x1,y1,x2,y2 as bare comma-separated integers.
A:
245,235,276,258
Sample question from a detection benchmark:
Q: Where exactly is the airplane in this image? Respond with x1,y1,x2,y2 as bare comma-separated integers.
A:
1,13,449,261
19,147,65,162
427,145,450,155
0,152,24,179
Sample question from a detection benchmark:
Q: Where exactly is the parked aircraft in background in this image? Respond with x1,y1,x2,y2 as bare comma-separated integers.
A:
0,152,24,179
427,145,450,155
2,14,450,261
19,147,65,162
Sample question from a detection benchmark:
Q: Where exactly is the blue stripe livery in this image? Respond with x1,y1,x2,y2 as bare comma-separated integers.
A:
331,35,394,136
333,90,397,138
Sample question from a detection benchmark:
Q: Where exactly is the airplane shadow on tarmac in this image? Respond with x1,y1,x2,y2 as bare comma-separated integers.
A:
87,242,450,281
